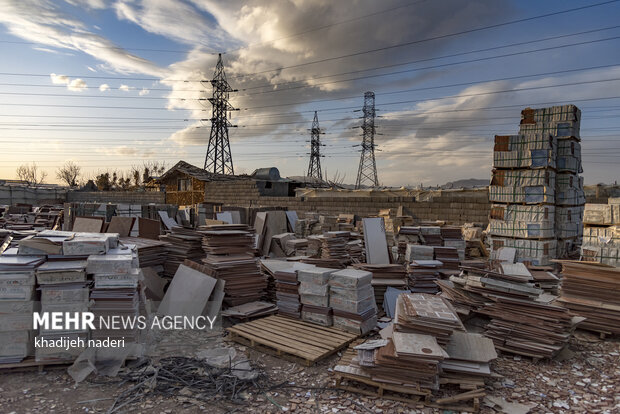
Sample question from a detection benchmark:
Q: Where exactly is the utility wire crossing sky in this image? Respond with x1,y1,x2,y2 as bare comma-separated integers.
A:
0,0,619,186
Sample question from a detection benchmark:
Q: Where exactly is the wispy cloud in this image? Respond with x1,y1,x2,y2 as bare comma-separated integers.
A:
68,78,87,91
99,83,110,92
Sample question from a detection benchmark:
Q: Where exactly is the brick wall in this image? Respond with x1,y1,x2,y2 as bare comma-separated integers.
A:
204,181,490,225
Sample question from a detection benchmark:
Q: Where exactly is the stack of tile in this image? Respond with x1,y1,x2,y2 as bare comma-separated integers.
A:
407,260,442,294
329,269,377,335
441,331,497,386
274,270,301,319
119,237,169,268
159,227,204,278
397,227,423,263
88,247,141,344
351,263,406,309
298,267,336,326
478,296,576,359
35,260,89,362
201,225,266,306
346,239,365,263
0,255,44,363
317,232,350,267
580,200,619,266
488,105,585,264
529,267,561,294
557,261,620,336
441,226,466,261
394,292,465,345
420,226,442,246
434,247,460,271
369,331,447,389
404,244,434,262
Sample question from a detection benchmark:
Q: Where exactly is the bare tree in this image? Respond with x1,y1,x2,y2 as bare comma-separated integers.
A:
56,161,81,187
328,170,346,188
16,162,47,186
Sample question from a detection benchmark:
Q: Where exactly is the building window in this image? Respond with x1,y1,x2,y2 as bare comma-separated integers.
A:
178,178,192,191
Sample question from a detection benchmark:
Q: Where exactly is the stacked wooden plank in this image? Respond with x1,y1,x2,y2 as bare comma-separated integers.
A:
394,293,465,345
351,263,406,309
159,227,204,278
557,261,620,336
407,260,442,294
201,225,266,306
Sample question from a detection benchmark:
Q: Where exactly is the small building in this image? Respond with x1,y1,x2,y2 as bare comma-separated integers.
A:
157,160,241,205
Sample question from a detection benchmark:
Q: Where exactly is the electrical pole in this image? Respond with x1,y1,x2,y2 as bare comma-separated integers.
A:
355,91,378,188
204,53,238,175
307,111,323,182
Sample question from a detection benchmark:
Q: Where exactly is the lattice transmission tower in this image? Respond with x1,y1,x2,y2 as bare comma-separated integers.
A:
203,53,238,175
355,91,378,188
307,111,324,181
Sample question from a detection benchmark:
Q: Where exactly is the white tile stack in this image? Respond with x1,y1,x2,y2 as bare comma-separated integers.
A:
488,105,584,265
328,269,377,335
0,256,43,363
581,198,620,266
298,267,336,326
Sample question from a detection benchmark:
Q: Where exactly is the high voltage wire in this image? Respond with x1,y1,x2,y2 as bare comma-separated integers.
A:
237,29,620,94
0,1,617,84
225,0,620,80
238,36,620,99
3,31,619,100
3,79,620,115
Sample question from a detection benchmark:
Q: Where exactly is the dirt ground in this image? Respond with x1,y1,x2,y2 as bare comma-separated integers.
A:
0,328,618,414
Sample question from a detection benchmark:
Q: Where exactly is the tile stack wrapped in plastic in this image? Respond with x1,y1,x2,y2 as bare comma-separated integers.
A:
488,105,584,265
580,199,620,266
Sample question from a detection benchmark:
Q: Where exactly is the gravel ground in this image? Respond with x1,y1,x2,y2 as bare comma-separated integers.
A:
0,328,618,414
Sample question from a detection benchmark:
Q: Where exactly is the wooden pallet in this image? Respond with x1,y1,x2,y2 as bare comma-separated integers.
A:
226,315,357,366
0,357,71,373
333,342,484,412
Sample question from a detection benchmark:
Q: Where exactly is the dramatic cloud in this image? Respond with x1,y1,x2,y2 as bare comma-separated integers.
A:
0,0,167,76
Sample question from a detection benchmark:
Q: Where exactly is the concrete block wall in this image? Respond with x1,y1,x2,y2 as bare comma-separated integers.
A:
66,191,165,204
0,185,67,205
204,181,490,225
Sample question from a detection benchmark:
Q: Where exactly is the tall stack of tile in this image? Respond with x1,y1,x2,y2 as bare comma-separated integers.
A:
0,256,44,363
488,105,584,265
298,267,336,326
37,260,90,362
88,244,141,345
580,199,619,266
328,269,377,335
201,225,266,306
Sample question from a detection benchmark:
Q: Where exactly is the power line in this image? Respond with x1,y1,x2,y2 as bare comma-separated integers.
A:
226,0,620,80
238,36,620,99
1,1,618,84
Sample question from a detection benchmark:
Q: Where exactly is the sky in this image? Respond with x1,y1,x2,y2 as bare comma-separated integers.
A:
0,0,619,187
